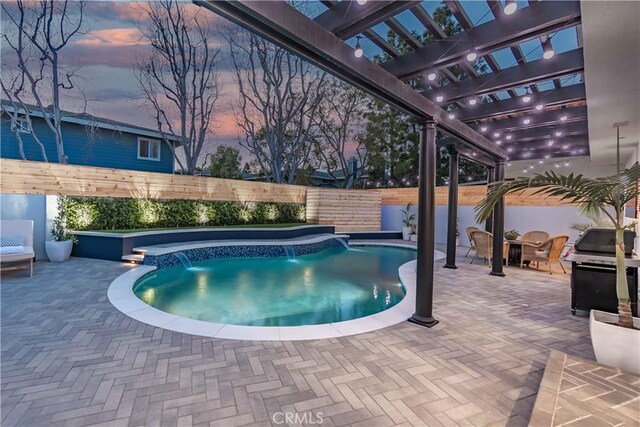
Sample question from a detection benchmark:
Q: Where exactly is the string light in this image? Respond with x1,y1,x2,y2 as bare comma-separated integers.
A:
466,51,478,62
555,131,562,137
354,36,363,58
480,126,488,132
542,40,555,59
560,115,568,122
505,135,512,140
468,98,477,106
504,0,517,15
523,118,531,125
356,0,367,5
448,113,456,120
427,72,437,81
436,95,444,102
535,103,544,111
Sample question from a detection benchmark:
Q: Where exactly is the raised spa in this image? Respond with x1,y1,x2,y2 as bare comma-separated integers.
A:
133,245,416,327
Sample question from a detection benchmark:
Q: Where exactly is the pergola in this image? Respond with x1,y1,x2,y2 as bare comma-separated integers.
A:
194,0,586,328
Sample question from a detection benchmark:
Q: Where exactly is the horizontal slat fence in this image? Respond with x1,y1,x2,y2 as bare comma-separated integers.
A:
1,159,306,204
306,188,381,232
379,186,574,207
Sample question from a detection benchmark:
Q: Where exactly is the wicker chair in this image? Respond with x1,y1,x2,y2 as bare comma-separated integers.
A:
521,234,569,274
521,231,550,245
465,226,480,257
469,230,509,267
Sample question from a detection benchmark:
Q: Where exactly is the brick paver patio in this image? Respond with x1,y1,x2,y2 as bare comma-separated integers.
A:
1,245,594,426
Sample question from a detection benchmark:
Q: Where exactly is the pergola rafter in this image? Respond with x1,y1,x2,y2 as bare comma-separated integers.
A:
457,83,586,121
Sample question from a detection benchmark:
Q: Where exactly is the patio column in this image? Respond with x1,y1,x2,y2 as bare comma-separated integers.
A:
490,161,506,277
409,119,439,328
485,166,495,233
443,147,459,269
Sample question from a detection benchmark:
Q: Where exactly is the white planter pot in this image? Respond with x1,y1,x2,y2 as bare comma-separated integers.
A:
589,310,640,374
45,240,73,262
402,227,411,241
410,234,418,242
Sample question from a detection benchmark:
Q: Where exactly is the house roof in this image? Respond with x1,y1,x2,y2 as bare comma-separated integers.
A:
1,100,181,143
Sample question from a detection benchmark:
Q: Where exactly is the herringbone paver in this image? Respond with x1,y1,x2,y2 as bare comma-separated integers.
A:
1,245,594,426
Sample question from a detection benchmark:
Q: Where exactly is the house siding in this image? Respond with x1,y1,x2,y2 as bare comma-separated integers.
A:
1,115,174,173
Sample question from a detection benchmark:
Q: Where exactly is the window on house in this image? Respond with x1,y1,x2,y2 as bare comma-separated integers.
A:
138,138,161,161
10,117,31,134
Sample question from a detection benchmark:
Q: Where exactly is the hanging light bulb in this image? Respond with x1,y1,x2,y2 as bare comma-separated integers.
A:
555,162,560,168
448,113,456,120
522,86,532,103
427,72,437,81
466,51,478,62
542,40,555,59
354,36,364,58
495,140,502,145
356,0,368,5
555,131,562,137
493,132,501,137
538,160,544,164
468,98,477,106
523,118,531,125
436,95,444,102
560,115,568,122
505,134,512,140
504,0,517,15
547,140,554,146
480,126,488,132
535,103,544,111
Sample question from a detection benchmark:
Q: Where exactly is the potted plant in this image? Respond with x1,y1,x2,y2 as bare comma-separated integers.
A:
401,202,415,241
504,229,520,241
475,163,640,374
409,223,418,242
45,195,76,262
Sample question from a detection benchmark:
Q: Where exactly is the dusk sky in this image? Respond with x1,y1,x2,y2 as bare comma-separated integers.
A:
1,1,242,154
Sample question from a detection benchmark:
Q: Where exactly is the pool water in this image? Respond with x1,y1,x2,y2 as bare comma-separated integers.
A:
133,245,417,326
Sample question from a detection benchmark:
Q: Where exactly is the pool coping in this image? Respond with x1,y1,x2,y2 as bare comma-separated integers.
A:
107,243,445,341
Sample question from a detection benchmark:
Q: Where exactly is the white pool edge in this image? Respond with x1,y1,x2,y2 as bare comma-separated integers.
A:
107,243,445,341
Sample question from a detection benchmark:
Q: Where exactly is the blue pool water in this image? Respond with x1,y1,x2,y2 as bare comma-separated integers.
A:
133,245,417,326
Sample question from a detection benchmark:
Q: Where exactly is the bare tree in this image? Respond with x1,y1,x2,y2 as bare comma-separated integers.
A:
314,79,369,188
227,30,326,184
1,0,86,164
137,0,221,175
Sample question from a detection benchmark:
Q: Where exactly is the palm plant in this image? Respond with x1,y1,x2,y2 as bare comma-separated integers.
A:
401,202,415,227
475,163,640,328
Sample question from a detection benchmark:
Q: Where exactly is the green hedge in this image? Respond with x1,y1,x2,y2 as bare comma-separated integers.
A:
65,197,306,231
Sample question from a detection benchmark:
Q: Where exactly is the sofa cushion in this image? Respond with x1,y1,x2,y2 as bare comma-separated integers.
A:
0,246,34,262
1,235,25,247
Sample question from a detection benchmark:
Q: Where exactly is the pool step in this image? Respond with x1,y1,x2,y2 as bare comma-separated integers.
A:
122,253,144,263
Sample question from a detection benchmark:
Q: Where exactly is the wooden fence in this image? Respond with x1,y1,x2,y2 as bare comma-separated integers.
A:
2,160,580,232
0,159,306,204
379,186,574,207
306,188,381,232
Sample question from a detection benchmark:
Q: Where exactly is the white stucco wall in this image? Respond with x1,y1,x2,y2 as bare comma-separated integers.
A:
382,204,608,247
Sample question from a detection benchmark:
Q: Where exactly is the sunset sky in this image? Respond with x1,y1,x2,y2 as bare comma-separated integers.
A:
1,1,243,154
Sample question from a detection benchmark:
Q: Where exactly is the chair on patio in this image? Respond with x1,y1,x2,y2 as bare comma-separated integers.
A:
0,220,35,277
469,230,509,267
464,226,480,257
521,230,550,245
521,234,570,274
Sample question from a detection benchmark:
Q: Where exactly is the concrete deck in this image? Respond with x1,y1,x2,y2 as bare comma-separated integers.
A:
1,244,595,426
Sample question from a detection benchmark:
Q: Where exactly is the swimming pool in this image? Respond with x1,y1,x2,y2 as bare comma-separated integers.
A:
133,245,417,327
